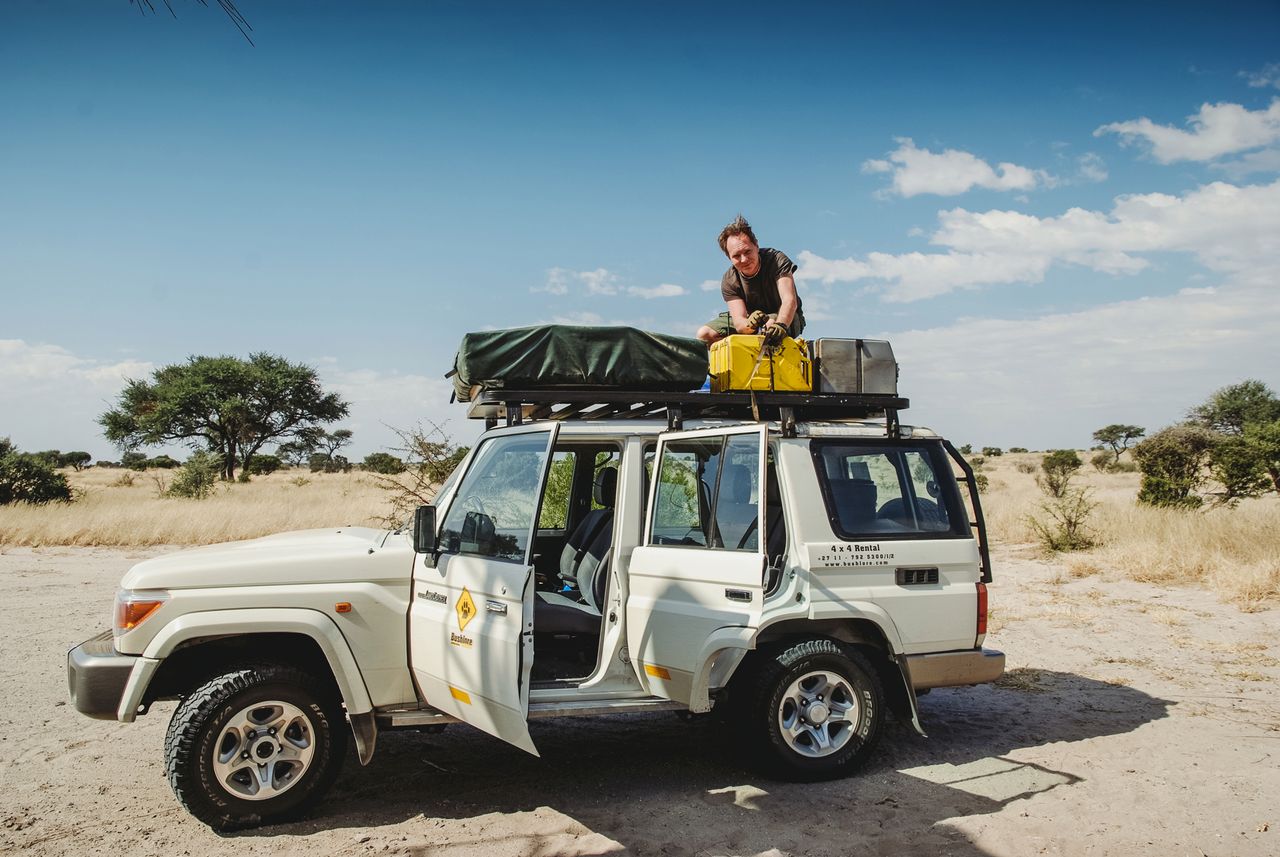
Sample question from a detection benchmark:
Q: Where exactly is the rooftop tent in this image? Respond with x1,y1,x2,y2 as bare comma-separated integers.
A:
450,325,709,402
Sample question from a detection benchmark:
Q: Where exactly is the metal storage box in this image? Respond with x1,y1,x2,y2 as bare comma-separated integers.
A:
809,339,898,395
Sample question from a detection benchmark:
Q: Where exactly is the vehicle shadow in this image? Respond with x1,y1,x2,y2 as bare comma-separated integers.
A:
235,669,1170,856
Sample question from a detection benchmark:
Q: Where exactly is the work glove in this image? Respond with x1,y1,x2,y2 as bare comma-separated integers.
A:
762,321,789,347
745,310,767,332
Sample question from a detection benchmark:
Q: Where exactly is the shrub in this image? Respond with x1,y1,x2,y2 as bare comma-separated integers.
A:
958,444,972,455
1207,434,1270,506
167,451,221,500
1110,460,1138,473
146,454,181,469
1091,451,1112,472
310,453,352,473
1039,450,1083,499
58,451,93,471
373,422,470,526
982,447,1003,457
0,440,73,505
245,454,283,476
969,456,986,469
361,452,407,475
1133,424,1217,509
122,451,148,471
1029,488,1097,552
1009,447,1028,454
973,473,989,492
1015,461,1037,474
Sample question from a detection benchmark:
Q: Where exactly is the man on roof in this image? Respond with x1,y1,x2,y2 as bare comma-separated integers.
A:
696,214,805,346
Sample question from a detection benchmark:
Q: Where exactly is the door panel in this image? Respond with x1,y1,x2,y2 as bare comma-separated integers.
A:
409,426,558,755
626,425,766,708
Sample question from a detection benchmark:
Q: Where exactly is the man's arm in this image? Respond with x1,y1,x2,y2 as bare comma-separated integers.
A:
726,298,754,334
768,275,799,330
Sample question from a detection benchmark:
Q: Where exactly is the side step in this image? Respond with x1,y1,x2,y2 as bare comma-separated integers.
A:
377,696,686,729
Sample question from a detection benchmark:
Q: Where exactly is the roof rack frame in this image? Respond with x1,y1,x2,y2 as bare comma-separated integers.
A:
468,388,909,438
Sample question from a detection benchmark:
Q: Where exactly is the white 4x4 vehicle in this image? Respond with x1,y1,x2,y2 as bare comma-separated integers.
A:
68,387,1003,829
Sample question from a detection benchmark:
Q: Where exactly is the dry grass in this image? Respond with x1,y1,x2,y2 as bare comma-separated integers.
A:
977,453,1280,611
0,468,396,547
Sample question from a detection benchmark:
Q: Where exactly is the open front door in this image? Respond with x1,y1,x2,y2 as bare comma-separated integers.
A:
409,424,559,755
626,424,767,711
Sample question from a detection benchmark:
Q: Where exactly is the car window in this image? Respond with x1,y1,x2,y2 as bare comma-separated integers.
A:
649,433,759,551
812,441,959,539
439,433,550,562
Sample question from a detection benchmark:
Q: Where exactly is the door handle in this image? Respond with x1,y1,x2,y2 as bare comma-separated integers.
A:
485,600,507,615
725,589,753,603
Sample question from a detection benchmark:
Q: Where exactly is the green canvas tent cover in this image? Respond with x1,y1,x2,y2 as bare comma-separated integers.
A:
450,325,709,402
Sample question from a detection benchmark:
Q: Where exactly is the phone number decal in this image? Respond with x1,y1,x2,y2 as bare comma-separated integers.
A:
808,543,897,568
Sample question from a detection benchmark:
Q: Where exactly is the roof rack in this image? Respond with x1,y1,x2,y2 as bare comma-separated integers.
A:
465,388,909,438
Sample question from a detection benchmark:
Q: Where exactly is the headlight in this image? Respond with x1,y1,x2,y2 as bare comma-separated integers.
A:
113,589,168,636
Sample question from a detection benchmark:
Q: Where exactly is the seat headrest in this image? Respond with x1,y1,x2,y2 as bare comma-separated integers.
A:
726,464,753,504
593,467,618,508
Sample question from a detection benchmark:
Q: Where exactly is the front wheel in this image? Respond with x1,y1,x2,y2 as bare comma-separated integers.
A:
742,638,884,781
164,665,346,830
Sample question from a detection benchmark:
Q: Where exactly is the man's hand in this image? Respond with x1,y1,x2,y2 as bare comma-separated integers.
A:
745,310,767,332
762,321,789,346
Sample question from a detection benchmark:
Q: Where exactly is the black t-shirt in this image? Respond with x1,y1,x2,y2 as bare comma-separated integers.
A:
721,248,802,316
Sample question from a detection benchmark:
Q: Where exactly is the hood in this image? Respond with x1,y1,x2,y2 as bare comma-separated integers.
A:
121,527,414,590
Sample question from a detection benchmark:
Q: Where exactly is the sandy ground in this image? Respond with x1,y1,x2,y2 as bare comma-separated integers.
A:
2,544,1278,857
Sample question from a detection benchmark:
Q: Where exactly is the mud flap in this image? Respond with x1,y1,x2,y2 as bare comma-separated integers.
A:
895,653,927,737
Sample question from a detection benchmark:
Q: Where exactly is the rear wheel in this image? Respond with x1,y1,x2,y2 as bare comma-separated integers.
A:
164,665,346,830
741,638,883,781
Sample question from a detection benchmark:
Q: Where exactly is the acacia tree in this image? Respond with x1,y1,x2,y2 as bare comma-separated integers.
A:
100,353,348,482
1190,380,1280,496
1091,424,1145,465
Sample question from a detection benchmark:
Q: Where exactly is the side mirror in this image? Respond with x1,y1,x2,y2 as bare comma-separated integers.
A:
413,505,438,554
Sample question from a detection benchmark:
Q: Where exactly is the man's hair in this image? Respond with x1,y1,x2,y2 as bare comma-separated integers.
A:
717,214,758,255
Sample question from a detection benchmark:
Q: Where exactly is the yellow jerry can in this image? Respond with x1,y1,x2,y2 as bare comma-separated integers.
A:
708,335,812,393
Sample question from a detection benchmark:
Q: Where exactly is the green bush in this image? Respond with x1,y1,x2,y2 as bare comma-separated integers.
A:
1015,461,1037,474
0,438,73,505
1039,450,1083,499
1009,447,1028,454
122,451,148,471
969,456,985,469
1029,489,1097,552
167,451,220,500
309,453,352,474
146,454,181,469
982,447,1003,457
59,451,93,471
1090,451,1112,472
1133,425,1217,509
973,473,989,492
958,444,973,455
245,454,283,476
361,452,406,475
1109,460,1138,473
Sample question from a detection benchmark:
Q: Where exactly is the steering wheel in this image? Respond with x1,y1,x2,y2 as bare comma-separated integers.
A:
462,495,487,515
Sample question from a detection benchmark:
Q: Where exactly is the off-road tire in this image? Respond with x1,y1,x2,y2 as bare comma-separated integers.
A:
741,638,883,781
164,665,346,830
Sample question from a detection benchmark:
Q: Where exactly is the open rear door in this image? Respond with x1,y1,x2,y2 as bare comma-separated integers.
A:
409,424,559,755
626,424,767,711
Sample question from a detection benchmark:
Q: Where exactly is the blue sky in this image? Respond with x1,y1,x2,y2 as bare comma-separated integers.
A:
3,1,1279,459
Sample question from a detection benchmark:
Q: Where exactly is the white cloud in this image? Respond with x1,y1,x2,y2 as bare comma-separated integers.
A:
579,268,620,295
0,341,155,456
1095,99,1280,163
1076,152,1108,183
797,179,1280,302
322,367,474,450
862,137,1054,197
534,266,620,296
700,279,721,292
888,275,1279,449
1241,63,1280,90
627,283,686,299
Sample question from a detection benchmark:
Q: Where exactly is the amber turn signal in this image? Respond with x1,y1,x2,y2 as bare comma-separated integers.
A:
334,602,352,614
114,592,167,634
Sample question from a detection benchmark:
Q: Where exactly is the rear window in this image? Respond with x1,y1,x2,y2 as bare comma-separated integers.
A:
811,441,967,540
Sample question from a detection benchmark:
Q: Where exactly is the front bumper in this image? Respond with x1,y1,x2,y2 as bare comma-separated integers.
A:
906,648,1005,690
67,631,138,720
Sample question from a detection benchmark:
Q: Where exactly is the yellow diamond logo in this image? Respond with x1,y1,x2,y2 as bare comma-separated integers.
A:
456,588,476,632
